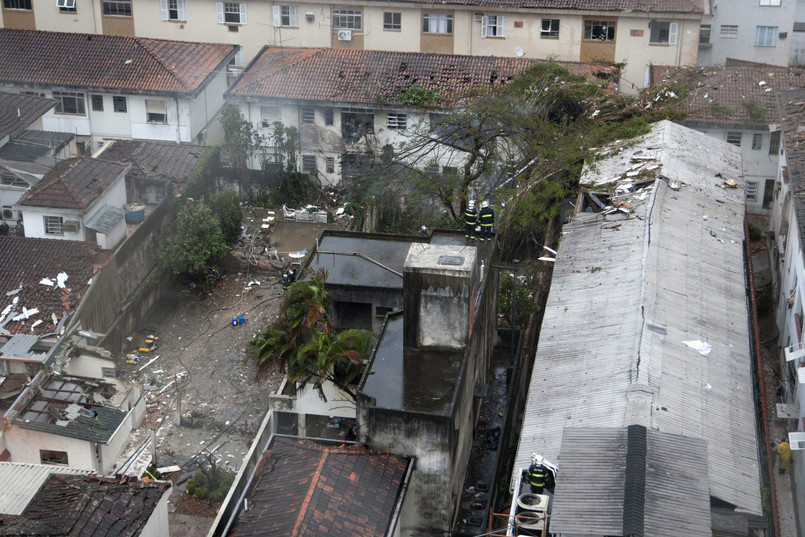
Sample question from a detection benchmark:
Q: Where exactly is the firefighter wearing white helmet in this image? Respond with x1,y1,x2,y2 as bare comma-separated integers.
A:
478,200,494,242
525,452,548,494
464,200,478,241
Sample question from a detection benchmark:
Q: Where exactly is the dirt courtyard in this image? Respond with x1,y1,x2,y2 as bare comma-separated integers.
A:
113,213,343,523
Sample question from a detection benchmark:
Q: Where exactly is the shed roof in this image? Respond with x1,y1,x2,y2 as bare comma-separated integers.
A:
20,156,128,210
514,120,762,517
0,29,236,95
0,474,169,536
550,426,711,537
99,140,211,185
0,462,92,516
0,130,73,163
228,48,618,107
228,436,410,537
0,91,57,140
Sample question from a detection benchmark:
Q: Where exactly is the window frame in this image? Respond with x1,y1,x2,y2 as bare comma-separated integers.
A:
384,11,401,31
332,9,362,30
57,0,77,12
649,20,678,45
760,0,782,6
102,0,132,17
423,13,453,34
273,5,298,27
720,24,738,38
745,180,758,201
752,133,763,150
301,155,317,174
53,91,86,116
481,15,506,38
3,0,32,10
540,18,559,38
387,113,408,130
90,94,104,112
699,24,711,44
755,25,778,47
584,20,616,41
770,130,781,155
261,106,280,129
325,156,335,173
301,108,315,124
40,449,69,466
161,0,186,21
217,2,247,25
145,99,168,123
44,215,64,236
113,96,127,113
726,131,742,146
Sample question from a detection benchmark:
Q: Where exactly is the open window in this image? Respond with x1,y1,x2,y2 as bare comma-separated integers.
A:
40,449,69,466
146,100,167,123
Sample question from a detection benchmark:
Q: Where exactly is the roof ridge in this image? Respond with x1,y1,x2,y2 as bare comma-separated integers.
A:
28,160,83,206
133,37,191,92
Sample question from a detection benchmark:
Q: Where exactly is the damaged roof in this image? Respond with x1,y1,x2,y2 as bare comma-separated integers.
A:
228,436,410,537
0,473,169,536
0,29,237,96
98,140,211,187
228,48,618,107
779,90,805,267
650,65,805,126
19,156,128,210
514,121,762,520
0,130,73,163
0,236,111,336
0,462,93,516
0,91,57,140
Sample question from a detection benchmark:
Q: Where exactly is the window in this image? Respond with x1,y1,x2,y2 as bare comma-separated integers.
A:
752,133,763,150
700,24,711,43
44,216,64,236
384,12,401,30
40,450,69,466
341,112,374,142
3,0,32,9
324,108,334,126
763,178,775,209
760,0,782,5
726,132,742,146
103,0,131,16
387,113,407,130
53,91,86,115
261,106,279,129
426,162,440,174
58,0,77,12
91,95,104,112
541,19,559,38
482,15,505,38
584,20,616,41
756,26,778,46
21,91,45,97
326,156,335,173
650,21,678,44
216,2,246,24
423,13,452,34
745,180,758,201
273,5,298,27
795,22,805,32
113,96,127,113
333,9,361,30
770,130,781,155
146,100,167,123
302,155,317,174
161,0,186,21
720,24,738,38
301,108,315,124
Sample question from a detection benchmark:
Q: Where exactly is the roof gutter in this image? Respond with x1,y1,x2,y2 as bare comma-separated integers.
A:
386,457,415,537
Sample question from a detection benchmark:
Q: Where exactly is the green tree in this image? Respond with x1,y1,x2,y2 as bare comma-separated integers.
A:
219,107,265,192
247,269,374,398
207,191,242,243
158,200,228,286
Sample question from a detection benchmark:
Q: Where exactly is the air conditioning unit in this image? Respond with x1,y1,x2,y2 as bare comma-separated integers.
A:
62,220,80,233
2,206,16,221
337,29,352,41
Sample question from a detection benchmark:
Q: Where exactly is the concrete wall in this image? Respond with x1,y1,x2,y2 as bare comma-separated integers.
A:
63,354,116,379
138,486,172,537
4,427,94,470
100,410,135,473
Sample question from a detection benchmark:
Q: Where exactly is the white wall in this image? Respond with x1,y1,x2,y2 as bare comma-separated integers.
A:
138,487,172,537
100,410,134,474
64,355,116,380
4,427,94,470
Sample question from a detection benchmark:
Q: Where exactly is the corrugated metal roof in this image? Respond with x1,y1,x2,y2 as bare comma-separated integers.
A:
514,120,762,519
551,426,711,537
85,204,124,234
0,462,91,515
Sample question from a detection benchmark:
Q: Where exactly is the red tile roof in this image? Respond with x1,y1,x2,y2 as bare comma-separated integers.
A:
229,47,618,106
0,474,169,536
0,29,237,95
650,65,805,125
0,236,112,336
0,91,57,139
229,437,410,537
20,157,128,210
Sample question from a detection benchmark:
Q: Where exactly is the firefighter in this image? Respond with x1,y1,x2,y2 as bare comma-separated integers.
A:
524,453,549,494
281,272,291,290
464,200,477,240
478,200,494,242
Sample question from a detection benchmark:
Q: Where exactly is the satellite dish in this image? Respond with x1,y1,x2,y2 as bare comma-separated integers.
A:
514,47,525,57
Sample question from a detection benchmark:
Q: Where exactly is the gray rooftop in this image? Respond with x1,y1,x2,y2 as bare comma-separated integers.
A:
85,204,124,234
0,130,73,163
514,121,761,517
0,462,92,515
0,334,49,363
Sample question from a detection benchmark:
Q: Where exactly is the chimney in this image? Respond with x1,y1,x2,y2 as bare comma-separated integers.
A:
403,243,477,349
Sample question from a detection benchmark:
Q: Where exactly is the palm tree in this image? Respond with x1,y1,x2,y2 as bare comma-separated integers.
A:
291,328,374,398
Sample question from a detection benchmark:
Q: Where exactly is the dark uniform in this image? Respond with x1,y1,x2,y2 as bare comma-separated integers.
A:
525,462,548,494
464,205,477,240
281,272,291,290
479,203,494,242
0,219,8,236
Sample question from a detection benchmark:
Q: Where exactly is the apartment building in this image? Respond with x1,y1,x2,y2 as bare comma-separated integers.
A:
0,0,705,92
